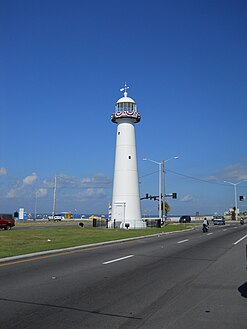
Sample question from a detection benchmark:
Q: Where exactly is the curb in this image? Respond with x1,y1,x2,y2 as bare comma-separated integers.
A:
0,227,195,263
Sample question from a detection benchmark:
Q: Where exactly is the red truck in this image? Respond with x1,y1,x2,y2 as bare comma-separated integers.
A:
0,214,15,230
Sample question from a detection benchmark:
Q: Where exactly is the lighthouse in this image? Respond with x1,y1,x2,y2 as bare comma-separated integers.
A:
110,84,146,229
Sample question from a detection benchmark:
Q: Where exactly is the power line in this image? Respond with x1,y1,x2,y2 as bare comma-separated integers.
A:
140,168,222,185
165,169,242,187
139,170,159,179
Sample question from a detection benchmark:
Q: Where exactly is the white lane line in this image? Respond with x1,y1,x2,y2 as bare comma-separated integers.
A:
233,235,247,245
102,255,134,265
177,239,189,244
207,233,213,235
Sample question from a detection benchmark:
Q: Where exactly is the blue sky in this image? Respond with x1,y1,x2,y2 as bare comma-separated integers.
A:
0,0,247,216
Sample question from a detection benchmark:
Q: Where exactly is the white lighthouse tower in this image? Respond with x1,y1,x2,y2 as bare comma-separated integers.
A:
110,84,146,229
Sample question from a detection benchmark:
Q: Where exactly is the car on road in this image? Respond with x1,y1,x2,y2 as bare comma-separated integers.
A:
179,215,191,223
0,214,15,230
212,215,225,225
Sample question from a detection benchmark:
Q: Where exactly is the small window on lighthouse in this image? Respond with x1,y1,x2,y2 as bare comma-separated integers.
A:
118,132,120,135
129,156,131,159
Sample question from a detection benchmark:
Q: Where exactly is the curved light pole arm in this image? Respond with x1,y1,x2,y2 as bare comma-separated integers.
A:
224,180,247,219
143,156,179,220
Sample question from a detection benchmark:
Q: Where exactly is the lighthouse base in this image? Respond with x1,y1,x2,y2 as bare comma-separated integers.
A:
108,219,146,229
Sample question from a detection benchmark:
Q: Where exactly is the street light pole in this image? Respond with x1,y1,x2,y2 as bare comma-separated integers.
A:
34,191,38,221
143,158,162,219
143,156,178,220
161,160,164,220
163,156,179,220
224,180,246,219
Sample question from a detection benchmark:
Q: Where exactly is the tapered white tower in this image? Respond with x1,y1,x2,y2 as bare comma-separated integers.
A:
109,84,146,229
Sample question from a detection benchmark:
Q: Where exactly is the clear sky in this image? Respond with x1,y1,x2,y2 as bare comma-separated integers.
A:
1,0,247,216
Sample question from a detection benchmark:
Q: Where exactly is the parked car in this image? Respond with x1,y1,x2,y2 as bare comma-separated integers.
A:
179,215,191,223
48,214,62,221
0,214,15,230
212,215,225,225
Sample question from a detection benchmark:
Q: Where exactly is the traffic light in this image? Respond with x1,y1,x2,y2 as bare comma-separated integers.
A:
239,195,244,201
146,193,149,199
172,193,177,199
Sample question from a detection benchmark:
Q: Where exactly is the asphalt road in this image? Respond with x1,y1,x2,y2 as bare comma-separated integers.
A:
0,224,246,328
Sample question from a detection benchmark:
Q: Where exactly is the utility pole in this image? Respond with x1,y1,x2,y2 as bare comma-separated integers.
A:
52,175,57,219
143,156,178,221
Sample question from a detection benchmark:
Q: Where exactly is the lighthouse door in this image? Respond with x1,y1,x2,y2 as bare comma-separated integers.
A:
114,202,125,227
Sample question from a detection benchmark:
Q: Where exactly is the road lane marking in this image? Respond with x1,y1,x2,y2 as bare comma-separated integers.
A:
233,235,247,245
207,233,213,235
177,239,189,244
103,255,134,265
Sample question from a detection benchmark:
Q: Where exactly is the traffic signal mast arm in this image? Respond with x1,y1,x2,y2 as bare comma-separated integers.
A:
140,194,159,201
140,193,177,200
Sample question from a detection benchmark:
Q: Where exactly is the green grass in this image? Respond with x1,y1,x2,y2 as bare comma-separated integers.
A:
0,224,193,259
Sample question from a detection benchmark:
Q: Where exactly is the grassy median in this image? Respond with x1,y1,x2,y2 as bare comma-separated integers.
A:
0,223,193,259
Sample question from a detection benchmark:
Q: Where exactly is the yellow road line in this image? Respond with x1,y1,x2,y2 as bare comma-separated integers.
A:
0,245,109,267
